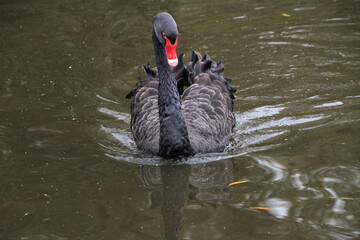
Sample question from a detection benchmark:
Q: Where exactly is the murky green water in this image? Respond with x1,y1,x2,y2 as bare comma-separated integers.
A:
1,0,360,239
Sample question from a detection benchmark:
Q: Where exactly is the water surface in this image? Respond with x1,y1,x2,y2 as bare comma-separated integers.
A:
1,0,360,239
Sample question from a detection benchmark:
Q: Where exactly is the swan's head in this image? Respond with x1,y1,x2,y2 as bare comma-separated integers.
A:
153,12,178,67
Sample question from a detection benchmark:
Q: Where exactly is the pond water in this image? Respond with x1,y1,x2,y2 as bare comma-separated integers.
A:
1,0,360,239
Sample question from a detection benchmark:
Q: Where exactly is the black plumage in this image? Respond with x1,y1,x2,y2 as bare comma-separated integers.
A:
126,12,236,157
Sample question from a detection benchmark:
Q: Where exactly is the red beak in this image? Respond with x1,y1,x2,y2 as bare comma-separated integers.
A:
164,37,178,67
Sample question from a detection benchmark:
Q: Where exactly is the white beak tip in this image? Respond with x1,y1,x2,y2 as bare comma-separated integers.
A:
168,58,178,67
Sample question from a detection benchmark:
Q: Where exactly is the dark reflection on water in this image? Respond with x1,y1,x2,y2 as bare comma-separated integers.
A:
1,0,360,239
140,161,233,240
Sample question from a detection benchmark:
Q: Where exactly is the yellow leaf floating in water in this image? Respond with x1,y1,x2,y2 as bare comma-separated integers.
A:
249,207,272,210
246,165,254,168
282,13,291,17
228,180,249,186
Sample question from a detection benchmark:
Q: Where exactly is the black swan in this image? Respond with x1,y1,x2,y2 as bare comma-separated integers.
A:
126,12,236,157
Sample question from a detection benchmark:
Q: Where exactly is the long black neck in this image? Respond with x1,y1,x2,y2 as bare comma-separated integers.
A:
152,29,193,157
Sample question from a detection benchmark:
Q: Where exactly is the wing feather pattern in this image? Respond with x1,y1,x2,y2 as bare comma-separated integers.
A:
126,51,236,154
182,51,235,153
127,78,160,154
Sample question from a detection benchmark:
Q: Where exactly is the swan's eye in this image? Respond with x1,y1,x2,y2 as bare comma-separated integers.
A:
163,33,166,38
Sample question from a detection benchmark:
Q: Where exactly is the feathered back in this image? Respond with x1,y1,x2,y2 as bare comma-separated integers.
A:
126,51,236,154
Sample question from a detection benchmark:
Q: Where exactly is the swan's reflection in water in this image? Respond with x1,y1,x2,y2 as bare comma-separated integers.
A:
139,160,233,240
